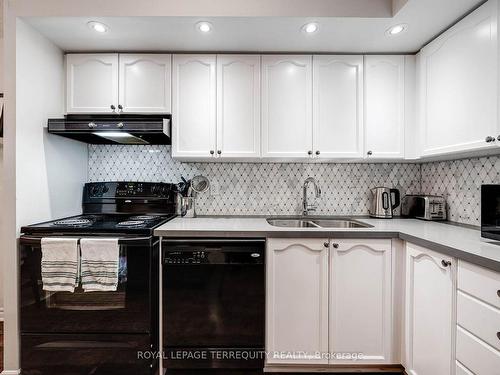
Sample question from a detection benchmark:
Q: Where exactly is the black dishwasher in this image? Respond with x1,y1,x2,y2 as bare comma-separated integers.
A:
162,239,265,370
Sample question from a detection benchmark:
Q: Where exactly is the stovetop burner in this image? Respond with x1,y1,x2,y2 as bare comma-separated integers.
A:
128,215,161,221
116,220,147,228
53,217,95,227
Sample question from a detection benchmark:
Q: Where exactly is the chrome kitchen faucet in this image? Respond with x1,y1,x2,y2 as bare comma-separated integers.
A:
302,177,321,216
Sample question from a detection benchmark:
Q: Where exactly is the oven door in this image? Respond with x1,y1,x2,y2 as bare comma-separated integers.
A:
20,235,158,335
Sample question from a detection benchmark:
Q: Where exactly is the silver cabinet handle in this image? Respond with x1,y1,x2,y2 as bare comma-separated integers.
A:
117,122,124,128
323,242,329,248
308,150,313,156
332,243,339,249
497,135,500,142
209,150,215,155
88,122,97,129
118,104,123,113
441,260,451,267
217,150,222,155
316,151,320,155
110,104,116,112
367,150,373,156
485,136,496,143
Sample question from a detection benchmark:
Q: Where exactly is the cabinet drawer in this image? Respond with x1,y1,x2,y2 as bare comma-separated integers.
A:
456,326,500,375
458,261,500,309
456,361,474,375
457,291,500,351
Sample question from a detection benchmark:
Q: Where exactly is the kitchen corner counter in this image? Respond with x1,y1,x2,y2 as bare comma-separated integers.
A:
155,216,500,272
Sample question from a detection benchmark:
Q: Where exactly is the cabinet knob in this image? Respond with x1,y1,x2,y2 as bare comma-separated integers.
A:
332,243,339,249
316,151,320,155
367,150,373,156
497,289,500,298
210,150,215,155
498,135,500,142
441,260,451,267
110,104,116,112
485,136,496,143
323,242,329,248
88,122,97,129
308,150,313,155
117,122,124,128
217,150,222,155
497,332,500,341
118,104,123,112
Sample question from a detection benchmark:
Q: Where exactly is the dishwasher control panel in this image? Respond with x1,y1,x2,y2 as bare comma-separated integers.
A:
164,251,206,264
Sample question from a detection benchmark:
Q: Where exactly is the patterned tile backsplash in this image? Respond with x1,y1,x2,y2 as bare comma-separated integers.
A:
88,145,500,224
420,155,500,226
88,145,421,216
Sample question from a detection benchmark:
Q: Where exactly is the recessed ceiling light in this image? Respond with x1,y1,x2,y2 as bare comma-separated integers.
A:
302,22,319,34
87,21,109,33
386,24,407,36
196,21,213,33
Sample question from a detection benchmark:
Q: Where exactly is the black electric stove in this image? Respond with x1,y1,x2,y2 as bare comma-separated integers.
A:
19,181,177,375
21,181,177,237
22,213,173,236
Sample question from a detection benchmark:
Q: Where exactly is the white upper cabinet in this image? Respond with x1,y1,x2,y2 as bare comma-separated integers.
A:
364,55,405,159
313,56,364,159
262,55,313,158
216,55,261,159
66,54,119,113
329,239,393,364
172,54,217,159
404,243,455,375
266,238,329,365
118,54,172,113
419,0,498,157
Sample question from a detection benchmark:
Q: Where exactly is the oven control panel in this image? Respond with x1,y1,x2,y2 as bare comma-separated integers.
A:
84,182,174,199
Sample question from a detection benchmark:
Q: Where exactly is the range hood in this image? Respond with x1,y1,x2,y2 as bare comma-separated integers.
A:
47,114,171,145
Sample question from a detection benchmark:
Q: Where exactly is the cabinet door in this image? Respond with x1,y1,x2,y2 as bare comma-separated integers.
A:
66,54,119,113
119,54,171,113
405,243,455,375
419,0,498,157
364,55,405,159
329,239,392,364
216,55,261,159
172,55,216,159
262,55,313,158
266,238,329,365
313,56,364,159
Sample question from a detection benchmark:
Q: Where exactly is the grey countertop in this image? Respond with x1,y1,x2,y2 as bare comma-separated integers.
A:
154,216,500,272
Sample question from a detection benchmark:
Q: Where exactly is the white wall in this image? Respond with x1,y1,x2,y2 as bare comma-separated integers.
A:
0,34,4,321
16,20,87,230
1,19,88,371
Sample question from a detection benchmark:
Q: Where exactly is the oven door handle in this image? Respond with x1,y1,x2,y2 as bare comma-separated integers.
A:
19,235,153,246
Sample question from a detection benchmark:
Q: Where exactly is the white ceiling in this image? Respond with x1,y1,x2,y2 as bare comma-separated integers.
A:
24,0,485,53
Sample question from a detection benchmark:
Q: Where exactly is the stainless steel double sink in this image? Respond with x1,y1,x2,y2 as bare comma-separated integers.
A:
267,217,372,228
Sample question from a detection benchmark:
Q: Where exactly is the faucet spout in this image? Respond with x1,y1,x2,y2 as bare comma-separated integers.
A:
302,177,321,216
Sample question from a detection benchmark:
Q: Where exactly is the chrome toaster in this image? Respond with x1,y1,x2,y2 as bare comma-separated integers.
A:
401,195,447,221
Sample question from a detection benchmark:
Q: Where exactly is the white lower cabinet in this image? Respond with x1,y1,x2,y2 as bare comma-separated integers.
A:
266,238,329,365
456,261,500,375
329,239,393,364
404,243,456,375
266,238,394,367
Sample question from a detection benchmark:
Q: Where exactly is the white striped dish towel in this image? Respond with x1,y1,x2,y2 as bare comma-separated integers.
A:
41,237,79,292
80,238,120,292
